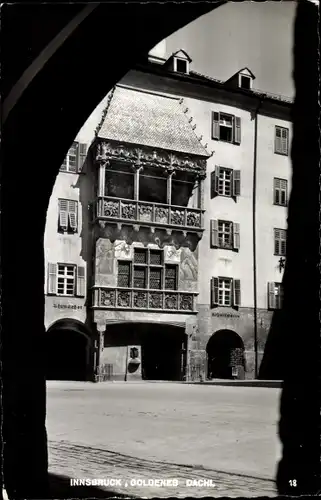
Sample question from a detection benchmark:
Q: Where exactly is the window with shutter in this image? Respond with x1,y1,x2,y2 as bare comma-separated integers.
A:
58,199,68,231
233,279,241,306
60,142,79,172
274,228,287,256
210,219,219,248
234,117,241,144
58,199,78,233
274,177,287,206
275,126,289,155
268,282,276,309
76,266,86,297
47,263,57,294
233,170,241,197
219,113,233,142
233,222,240,250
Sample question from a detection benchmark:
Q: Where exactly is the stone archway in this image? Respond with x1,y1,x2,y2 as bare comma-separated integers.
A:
206,330,245,380
45,319,91,381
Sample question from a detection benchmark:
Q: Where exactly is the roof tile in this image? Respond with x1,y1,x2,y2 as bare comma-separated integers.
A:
97,86,209,157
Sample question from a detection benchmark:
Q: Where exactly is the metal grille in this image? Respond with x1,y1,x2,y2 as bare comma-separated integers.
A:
150,269,161,290
134,267,146,288
165,265,177,290
150,250,162,265
117,262,130,287
134,249,147,264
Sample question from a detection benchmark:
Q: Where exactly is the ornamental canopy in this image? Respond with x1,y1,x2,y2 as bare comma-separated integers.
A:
97,85,210,159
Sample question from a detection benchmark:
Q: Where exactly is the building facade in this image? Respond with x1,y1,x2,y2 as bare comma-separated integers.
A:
44,49,292,382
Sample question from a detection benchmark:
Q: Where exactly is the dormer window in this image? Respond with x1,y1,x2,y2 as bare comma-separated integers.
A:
240,75,251,90
226,67,255,91
165,50,191,74
174,58,188,74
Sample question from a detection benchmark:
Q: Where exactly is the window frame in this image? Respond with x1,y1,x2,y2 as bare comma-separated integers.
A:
60,141,79,173
56,263,76,297
217,167,233,197
217,277,233,307
217,220,233,249
58,198,78,233
274,228,287,256
274,126,289,156
117,249,178,291
173,57,189,74
273,177,288,207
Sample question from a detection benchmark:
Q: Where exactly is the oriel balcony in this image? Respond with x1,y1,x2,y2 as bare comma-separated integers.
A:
92,286,197,313
94,159,206,235
95,196,204,232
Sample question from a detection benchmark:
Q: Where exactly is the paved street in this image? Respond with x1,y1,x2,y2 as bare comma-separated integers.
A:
46,381,281,497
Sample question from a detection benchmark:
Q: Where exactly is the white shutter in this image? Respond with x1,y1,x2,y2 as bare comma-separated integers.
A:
78,143,87,172
234,116,241,144
233,279,241,306
47,263,57,294
233,170,241,197
268,282,276,309
68,200,78,232
211,277,219,306
76,266,86,297
59,199,68,230
275,127,282,153
211,112,220,140
233,222,240,250
210,219,219,248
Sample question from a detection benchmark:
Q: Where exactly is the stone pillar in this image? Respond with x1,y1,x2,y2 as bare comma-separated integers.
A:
98,161,107,197
198,176,205,228
94,323,106,382
134,165,143,201
166,170,175,205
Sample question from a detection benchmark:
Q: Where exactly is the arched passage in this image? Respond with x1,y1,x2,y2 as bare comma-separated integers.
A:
45,319,91,381
104,322,186,381
206,330,245,380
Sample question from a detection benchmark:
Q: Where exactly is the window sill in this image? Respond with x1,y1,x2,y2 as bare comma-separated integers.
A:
274,151,289,157
273,202,288,207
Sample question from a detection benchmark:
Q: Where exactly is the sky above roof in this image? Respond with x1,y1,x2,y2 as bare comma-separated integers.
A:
164,1,296,99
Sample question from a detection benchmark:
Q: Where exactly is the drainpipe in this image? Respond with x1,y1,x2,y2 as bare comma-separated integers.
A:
252,97,265,379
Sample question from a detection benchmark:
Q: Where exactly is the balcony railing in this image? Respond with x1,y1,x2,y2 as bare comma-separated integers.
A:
95,196,204,231
92,286,197,313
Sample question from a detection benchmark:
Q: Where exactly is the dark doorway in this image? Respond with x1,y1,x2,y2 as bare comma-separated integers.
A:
45,322,89,381
105,322,186,381
141,325,186,381
206,330,245,380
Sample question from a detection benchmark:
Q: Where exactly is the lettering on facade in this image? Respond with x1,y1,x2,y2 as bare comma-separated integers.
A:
53,304,83,310
212,312,240,318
